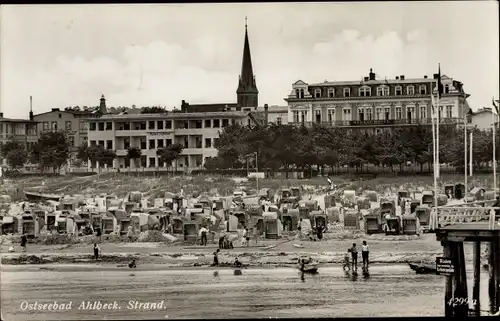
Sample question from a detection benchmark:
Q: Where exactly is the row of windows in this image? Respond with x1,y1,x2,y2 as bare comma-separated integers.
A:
119,155,203,168
295,84,452,99
292,106,454,122
42,121,74,131
0,123,37,135
89,138,217,150
90,119,236,131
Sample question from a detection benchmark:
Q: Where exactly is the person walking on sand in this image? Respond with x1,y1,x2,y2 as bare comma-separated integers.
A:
212,249,220,266
297,219,302,237
350,243,358,271
244,228,250,247
20,233,27,252
241,227,247,247
362,241,370,270
93,243,100,261
343,249,351,272
199,226,209,246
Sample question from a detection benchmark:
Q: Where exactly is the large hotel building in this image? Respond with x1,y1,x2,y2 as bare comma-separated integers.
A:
285,68,470,133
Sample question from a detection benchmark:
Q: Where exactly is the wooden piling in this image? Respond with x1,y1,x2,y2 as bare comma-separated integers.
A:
472,241,481,316
454,242,469,317
443,241,453,317
488,241,497,314
495,239,500,313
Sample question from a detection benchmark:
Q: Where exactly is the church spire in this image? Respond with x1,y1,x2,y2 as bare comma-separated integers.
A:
237,17,258,108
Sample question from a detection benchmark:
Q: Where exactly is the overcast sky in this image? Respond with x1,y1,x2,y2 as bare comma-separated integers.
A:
1,2,498,119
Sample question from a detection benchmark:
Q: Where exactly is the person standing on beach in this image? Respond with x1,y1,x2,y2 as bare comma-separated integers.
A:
244,228,250,247
350,243,358,271
343,249,351,272
20,234,27,252
199,226,208,246
362,241,370,270
213,249,220,266
297,219,302,237
93,243,100,261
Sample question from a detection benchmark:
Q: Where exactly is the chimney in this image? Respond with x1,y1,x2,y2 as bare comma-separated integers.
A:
51,108,60,112
400,75,405,80
433,73,439,79
369,68,375,81
364,77,369,82
29,96,34,121
264,104,269,126
424,75,428,79
0,112,3,118
395,76,399,80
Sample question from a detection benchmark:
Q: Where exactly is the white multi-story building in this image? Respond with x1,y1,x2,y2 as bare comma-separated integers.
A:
86,111,256,170
284,68,470,132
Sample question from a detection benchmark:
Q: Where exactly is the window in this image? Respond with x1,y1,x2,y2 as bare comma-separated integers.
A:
420,106,427,119
195,120,203,129
157,139,164,148
384,107,390,120
343,88,351,97
123,138,130,149
204,119,211,128
166,139,172,146
342,109,351,121
149,139,155,149
446,105,453,118
300,89,305,99
139,122,146,130
43,122,50,131
183,137,188,148
140,138,146,150
328,88,335,98
301,111,308,123
358,108,365,122
149,158,156,168
327,109,335,123
366,108,373,120
395,86,402,96
65,121,72,130
407,86,415,95
419,85,427,95
296,89,300,98
105,122,112,130
90,140,96,146
148,121,155,130
98,140,104,147
407,107,414,121
205,138,212,148
315,110,321,123
396,107,402,119
213,119,220,128
359,87,371,97
232,119,236,126
377,86,389,96
69,136,75,147
277,117,282,125
51,121,58,131
80,121,89,131
157,121,164,130
106,140,113,150
98,122,104,131
314,88,321,98
376,108,382,120
222,119,229,127
293,111,299,123
444,85,450,94
165,121,172,129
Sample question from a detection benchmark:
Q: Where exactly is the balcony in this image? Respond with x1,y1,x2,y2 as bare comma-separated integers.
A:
289,117,463,128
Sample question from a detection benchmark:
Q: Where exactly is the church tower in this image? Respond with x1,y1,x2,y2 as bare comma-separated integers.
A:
99,94,107,114
236,17,259,109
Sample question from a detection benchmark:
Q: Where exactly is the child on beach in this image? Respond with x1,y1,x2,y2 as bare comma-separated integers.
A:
343,249,351,271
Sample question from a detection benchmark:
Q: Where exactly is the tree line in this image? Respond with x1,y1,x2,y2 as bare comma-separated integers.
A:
203,123,500,175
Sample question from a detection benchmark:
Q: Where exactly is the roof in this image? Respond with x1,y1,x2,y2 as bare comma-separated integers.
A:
0,118,38,123
309,78,439,87
85,111,252,121
33,109,98,118
255,105,288,113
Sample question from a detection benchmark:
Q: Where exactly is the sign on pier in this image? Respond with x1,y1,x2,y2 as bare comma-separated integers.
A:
436,257,455,276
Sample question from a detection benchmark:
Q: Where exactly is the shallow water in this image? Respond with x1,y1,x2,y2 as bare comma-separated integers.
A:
0,264,492,319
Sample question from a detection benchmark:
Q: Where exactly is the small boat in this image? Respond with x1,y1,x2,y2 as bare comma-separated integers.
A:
408,263,436,274
24,190,62,202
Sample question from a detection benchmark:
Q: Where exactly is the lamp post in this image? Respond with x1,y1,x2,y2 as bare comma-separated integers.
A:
245,152,259,192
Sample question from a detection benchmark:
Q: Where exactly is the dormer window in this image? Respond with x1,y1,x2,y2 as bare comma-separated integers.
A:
343,88,351,97
395,86,402,95
328,88,335,98
419,85,427,95
377,86,389,96
407,85,415,95
314,88,321,98
359,86,371,97
444,84,450,94
300,89,304,99
295,89,300,98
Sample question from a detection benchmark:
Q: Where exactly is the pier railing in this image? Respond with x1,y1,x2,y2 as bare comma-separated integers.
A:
429,200,499,230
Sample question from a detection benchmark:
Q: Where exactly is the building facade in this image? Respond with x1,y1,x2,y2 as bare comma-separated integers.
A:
0,113,38,166
86,112,256,170
285,69,470,132
32,95,105,150
467,107,499,131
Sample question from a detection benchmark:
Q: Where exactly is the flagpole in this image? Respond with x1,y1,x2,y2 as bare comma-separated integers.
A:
464,107,468,200
436,94,440,180
431,92,438,207
493,99,497,198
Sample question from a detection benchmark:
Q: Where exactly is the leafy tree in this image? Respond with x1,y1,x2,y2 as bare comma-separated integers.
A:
126,147,142,168
157,143,184,169
30,132,70,172
140,106,167,114
2,138,28,169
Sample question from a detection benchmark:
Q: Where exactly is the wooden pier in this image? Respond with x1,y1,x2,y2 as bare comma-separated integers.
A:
431,201,500,317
